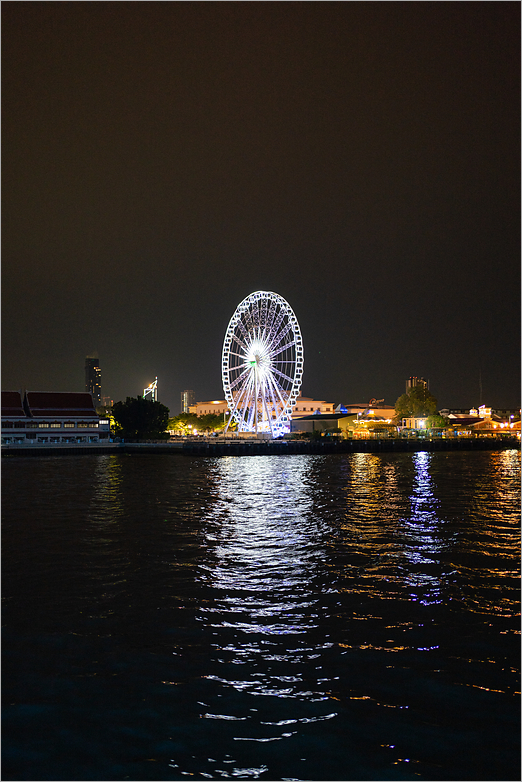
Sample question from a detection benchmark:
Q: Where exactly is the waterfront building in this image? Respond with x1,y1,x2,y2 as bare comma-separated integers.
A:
1,391,110,446
181,389,195,413
290,413,347,434
192,400,229,416
292,397,335,417
290,412,396,439
85,355,101,406
440,407,521,419
401,416,431,430
335,402,396,418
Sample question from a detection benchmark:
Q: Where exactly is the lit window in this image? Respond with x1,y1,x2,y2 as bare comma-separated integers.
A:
38,423,50,428
63,422,75,428
50,422,61,428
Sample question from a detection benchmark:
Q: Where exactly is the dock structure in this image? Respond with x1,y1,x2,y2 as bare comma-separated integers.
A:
2,437,519,457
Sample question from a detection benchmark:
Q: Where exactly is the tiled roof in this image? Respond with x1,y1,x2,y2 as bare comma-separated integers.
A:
25,392,97,417
1,391,25,416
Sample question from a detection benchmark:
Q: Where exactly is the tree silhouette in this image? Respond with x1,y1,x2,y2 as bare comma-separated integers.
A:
395,386,438,419
112,396,170,440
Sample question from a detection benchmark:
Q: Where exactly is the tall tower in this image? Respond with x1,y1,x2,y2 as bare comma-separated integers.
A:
406,376,429,393
181,389,195,413
85,355,101,406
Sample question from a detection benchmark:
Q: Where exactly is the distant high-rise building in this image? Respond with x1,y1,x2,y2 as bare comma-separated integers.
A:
85,355,101,406
406,376,429,393
181,389,195,413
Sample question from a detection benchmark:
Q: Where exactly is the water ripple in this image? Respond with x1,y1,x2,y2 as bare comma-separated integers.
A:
2,450,520,781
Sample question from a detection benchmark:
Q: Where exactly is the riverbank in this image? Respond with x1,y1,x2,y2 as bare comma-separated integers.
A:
2,436,519,456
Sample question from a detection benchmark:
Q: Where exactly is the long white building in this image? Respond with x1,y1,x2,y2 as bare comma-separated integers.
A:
1,391,111,446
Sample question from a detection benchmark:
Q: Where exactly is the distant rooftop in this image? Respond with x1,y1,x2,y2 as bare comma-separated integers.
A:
1,391,25,417
25,392,97,418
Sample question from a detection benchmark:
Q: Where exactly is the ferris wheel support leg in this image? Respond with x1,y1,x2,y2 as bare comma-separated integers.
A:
223,390,242,434
261,385,275,439
254,369,258,434
224,370,252,434
223,411,234,435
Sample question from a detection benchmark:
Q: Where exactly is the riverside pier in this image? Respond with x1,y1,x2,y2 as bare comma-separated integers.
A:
2,436,519,457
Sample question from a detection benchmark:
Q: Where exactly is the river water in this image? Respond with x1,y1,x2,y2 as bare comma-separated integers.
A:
2,450,520,781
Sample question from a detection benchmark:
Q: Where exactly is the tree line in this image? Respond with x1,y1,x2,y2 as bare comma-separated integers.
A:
110,396,233,440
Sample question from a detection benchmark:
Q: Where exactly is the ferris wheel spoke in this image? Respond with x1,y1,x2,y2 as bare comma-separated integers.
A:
235,317,252,346
239,376,255,421
251,298,261,333
271,366,296,386
266,296,279,331
265,371,289,412
265,378,283,422
229,365,251,390
269,322,294,353
228,350,249,361
268,340,295,359
225,371,254,431
260,300,275,343
242,308,257,343
231,332,250,353
268,309,286,342
231,373,254,429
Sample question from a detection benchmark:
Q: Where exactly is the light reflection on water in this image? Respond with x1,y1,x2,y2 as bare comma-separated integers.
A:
195,456,339,752
403,452,445,606
1,450,520,781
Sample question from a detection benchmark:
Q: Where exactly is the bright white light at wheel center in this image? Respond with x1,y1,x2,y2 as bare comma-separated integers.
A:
246,340,271,379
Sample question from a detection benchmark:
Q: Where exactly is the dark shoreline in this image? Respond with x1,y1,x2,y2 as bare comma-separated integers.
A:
2,437,520,457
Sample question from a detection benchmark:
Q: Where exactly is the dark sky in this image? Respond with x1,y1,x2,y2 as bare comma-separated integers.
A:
3,2,520,414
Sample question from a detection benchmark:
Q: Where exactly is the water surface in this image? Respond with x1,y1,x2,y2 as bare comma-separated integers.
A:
2,450,520,780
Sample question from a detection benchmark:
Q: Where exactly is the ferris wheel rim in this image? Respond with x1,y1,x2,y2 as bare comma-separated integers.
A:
221,291,304,436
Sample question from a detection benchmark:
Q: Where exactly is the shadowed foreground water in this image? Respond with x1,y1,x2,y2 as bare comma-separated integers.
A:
2,450,520,781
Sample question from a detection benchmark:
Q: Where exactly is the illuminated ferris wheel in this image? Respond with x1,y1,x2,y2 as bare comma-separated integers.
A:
222,291,304,437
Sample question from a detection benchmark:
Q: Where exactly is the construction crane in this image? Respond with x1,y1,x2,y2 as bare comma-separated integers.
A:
143,378,158,403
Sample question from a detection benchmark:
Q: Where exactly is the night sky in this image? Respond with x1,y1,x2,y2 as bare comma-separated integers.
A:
3,2,520,414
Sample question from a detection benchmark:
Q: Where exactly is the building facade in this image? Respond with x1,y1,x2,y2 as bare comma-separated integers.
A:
191,400,229,416
1,391,110,445
190,396,335,419
85,356,101,406
335,402,396,418
291,397,335,417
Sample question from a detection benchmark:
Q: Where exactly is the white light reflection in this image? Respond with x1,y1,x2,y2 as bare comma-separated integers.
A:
199,456,322,639
193,455,339,747
404,452,445,606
